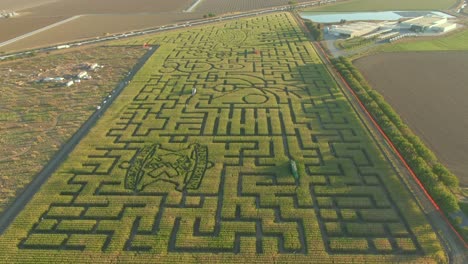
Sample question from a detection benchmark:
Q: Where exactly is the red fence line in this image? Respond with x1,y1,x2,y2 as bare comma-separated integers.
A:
313,42,468,249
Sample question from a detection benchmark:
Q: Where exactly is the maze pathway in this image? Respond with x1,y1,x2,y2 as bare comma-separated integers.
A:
0,13,443,263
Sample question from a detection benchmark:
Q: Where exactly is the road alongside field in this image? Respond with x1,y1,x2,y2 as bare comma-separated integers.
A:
292,11,468,264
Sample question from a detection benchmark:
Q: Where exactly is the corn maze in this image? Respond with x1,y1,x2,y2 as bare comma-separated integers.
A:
0,13,444,262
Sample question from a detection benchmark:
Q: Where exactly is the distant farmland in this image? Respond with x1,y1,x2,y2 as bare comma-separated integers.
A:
195,0,310,13
0,13,444,263
0,0,194,47
305,0,458,11
355,51,468,187
0,12,201,52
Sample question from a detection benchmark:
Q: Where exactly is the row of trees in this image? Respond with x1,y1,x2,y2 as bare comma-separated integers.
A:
304,20,323,41
331,56,460,213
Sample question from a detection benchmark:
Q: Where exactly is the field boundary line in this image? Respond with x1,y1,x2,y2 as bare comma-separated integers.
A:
184,0,204,12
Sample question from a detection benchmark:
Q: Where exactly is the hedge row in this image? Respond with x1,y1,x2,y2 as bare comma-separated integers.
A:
331,56,459,213
304,20,323,41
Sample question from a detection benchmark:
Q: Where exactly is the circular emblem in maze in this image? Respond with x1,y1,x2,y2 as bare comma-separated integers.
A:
215,29,248,47
242,93,269,104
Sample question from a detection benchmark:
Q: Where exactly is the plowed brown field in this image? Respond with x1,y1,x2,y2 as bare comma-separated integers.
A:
354,52,468,186
0,13,201,52
0,0,193,46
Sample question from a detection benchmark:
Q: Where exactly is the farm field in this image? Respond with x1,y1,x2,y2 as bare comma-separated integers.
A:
0,0,58,11
0,0,194,47
379,29,468,52
354,51,468,187
0,46,147,213
0,13,201,53
305,0,458,11
0,13,444,262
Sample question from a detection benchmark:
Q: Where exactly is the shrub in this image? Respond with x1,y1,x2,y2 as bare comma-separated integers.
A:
430,184,459,212
433,163,459,188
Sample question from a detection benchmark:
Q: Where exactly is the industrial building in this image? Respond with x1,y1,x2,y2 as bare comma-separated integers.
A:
328,22,382,38
401,15,456,32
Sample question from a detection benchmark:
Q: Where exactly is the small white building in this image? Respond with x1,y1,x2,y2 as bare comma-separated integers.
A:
77,71,88,79
66,80,74,87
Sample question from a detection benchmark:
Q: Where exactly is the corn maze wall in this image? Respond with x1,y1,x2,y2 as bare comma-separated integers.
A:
0,13,444,263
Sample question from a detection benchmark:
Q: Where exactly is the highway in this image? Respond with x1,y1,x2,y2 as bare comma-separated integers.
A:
0,0,337,60
0,15,83,49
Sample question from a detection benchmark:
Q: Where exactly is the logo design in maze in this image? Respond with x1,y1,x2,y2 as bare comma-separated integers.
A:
123,143,211,192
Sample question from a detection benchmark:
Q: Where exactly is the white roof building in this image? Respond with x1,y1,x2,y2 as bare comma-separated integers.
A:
401,15,456,32
329,22,382,38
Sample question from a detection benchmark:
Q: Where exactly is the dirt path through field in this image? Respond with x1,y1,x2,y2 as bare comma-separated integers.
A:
355,52,468,187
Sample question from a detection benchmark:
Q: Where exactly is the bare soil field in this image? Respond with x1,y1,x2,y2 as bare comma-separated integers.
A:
0,45,147,213
195,0,311,13
18,0,192,16
354,52,468,187
0,0,193,47
0,16,64,43
0,13,200,52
